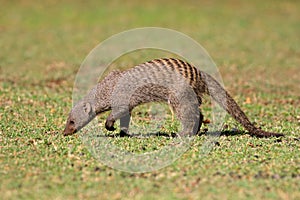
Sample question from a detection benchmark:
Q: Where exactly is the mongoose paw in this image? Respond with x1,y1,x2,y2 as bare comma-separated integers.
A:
119,130,131,137
105,119,116,131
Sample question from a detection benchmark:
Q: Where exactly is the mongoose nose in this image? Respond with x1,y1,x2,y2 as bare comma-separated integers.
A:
63,127,77,136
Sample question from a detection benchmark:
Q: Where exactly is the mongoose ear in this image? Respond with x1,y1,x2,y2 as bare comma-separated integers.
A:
83,102,92,114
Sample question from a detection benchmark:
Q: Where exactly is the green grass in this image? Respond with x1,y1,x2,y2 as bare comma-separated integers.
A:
1,0,299,199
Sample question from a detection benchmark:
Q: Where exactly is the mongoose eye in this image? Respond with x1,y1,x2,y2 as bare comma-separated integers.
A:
69,120,75,125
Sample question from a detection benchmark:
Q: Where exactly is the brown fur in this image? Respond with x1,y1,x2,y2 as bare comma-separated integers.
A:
63,58,283,137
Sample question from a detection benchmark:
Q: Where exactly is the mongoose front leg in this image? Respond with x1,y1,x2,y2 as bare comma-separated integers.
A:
119,114,131,137
105,112,131,137
105,113,116,131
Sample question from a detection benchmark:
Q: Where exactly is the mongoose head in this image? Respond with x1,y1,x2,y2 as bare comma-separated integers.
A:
63,101,96,136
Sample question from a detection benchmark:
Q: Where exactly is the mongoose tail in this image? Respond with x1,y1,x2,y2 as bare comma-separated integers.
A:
201,72,284,137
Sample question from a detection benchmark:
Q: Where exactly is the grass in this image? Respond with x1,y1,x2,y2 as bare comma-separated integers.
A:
0,0,299,199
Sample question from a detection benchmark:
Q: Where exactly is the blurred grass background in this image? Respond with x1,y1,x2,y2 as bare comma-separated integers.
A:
0,0,299,199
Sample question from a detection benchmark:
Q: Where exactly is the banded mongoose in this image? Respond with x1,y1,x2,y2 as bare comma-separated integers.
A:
63,58,283,137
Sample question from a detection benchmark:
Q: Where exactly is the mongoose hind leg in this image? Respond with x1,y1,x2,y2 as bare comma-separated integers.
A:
177,110,203,136
168,94,203,136
197,111,204,134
